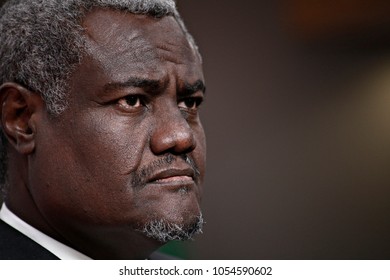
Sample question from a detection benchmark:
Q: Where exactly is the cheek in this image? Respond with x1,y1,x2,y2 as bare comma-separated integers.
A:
30,111,151,224
65,112,152,201
69,111,150,177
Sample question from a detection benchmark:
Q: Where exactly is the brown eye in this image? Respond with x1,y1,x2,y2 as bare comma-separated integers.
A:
178,97,202,110
117,95,143,110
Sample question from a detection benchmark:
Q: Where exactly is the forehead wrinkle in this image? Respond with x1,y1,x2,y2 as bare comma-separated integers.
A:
83,16,159,70
85,27,158,63
154,43,197,67
84,36,161,85
79,10,203,98
153,33,197,66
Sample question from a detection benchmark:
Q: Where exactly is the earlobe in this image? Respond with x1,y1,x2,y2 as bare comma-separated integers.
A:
0,83,43,155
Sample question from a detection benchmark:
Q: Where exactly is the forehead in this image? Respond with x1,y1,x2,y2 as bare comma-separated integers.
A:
81,9,202,83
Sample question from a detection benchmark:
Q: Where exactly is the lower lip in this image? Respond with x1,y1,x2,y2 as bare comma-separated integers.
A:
154,175,193,183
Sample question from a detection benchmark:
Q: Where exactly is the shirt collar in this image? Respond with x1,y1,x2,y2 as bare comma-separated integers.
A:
0,203,91,260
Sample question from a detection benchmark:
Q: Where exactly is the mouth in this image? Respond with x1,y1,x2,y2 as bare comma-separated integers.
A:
147,168,196,189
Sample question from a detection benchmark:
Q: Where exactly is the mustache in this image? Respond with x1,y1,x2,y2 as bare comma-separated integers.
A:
130,154,200,189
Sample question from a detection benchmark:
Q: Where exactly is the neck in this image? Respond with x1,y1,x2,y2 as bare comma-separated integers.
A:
5,152,67,245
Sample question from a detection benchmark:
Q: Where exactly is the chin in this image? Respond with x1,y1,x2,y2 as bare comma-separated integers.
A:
135,199,204,243
138,212,204,243
130,184,204,242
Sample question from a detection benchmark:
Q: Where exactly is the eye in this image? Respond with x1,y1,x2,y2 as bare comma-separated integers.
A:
117,95,144,111
178,97,203,110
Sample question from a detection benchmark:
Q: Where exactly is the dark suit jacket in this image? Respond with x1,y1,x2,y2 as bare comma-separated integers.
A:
0,219,176,260
0,219,58,259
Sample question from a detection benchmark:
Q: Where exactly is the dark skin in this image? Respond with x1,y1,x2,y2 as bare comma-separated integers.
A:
0,9,206,259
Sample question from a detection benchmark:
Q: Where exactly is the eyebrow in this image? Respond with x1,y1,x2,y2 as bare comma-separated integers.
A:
181,80,206,96
103,77,206,96
103,77,165,94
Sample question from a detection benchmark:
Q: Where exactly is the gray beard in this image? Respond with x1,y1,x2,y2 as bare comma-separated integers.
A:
139,214,204,243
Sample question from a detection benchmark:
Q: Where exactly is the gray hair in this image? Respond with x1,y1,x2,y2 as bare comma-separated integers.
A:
139,214,204,243
0,0,199,195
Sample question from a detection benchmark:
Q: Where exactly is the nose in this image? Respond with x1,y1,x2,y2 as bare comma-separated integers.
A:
150,105,196,155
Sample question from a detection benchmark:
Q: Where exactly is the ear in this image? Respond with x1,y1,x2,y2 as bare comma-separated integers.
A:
0,83,44,155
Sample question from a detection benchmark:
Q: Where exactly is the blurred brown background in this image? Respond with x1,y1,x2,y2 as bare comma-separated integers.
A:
173,0,390,259
1,0,390,259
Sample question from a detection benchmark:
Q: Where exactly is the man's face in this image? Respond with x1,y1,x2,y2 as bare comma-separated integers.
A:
28,10,205,253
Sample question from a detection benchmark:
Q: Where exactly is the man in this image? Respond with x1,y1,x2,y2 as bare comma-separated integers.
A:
0,0,206,259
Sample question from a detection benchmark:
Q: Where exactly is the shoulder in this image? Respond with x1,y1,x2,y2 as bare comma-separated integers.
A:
0,219,59,260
